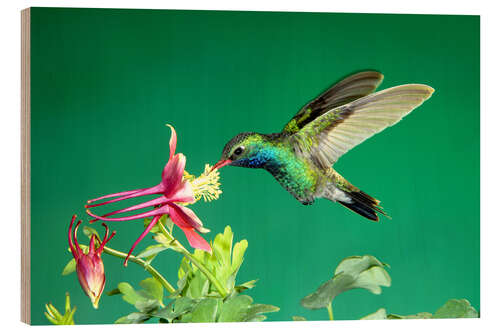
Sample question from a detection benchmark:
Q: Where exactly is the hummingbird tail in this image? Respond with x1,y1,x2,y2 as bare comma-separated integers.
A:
337,189,388,222
323,169,389,221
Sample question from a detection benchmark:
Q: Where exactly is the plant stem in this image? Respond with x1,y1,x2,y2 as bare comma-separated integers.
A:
157,222,228,298
101,245,176,294
327,303,334,320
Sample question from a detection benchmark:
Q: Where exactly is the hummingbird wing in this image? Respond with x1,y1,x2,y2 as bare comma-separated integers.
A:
290,84,434,169
282,71,384,134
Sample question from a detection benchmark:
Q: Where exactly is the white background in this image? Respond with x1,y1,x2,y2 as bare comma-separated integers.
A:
1,0,497,332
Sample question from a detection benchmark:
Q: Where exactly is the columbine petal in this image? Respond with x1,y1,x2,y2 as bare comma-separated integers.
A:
180,227,211,253
166,124,177,161
97,223,116,253
88,196,168,223
162,153,187,197
86,188,148,205
167,203,204,230
167,180,195,203
75,254,105,309
72,220,83,257
86,184,164,209
87,205,169,222
124,215,161,266
68,215,80,258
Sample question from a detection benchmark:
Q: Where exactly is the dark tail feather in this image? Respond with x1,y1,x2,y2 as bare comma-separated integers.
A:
338,190,388,222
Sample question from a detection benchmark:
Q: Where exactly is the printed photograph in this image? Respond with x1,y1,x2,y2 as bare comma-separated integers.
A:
25,7,479,325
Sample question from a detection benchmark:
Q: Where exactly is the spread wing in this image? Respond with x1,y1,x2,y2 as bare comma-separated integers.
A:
283,71,384,134
290,84,435,169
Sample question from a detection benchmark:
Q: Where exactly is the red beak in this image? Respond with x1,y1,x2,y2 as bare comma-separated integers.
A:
211,159,232,172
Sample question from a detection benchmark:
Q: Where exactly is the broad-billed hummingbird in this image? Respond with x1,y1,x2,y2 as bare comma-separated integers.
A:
212,71,434,221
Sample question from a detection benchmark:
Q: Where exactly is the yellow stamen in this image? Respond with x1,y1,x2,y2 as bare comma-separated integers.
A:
185,164,222,203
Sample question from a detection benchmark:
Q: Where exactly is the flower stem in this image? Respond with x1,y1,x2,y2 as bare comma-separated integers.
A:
157,222,228,298
100,245,176,295
327,303,334,320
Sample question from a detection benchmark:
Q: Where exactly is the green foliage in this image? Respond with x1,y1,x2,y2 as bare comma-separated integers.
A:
144,215,175,238
362,299,478,320
359,308,388,320
301,255,391,310
111,226,279,323
168,226,255,299
176,226,250,296
61,258,76,276
44,292,76,325
115,277,164,311
82,226,100,239
433,299,479,318
297,255,478,321
386,311,433,319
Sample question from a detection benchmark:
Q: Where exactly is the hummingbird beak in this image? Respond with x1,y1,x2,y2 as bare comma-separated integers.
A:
211,159,232,172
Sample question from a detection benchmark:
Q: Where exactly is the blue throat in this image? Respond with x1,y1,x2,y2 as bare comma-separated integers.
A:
232,147,283,170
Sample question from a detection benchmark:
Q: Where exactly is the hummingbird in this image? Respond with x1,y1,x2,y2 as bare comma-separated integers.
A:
212,71,434,221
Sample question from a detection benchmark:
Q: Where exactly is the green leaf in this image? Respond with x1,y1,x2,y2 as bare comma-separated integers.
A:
153,233,183,253
351,266,391,294
155,297,199,322
178,256,192,280
144,217,160,234
116,279,164,312
243,303,280,322
117,282,147,306
361,308,388,320
185,298,220,323
301,273,354,309
61,258,76,276
106,288,121,296
292,316,307,321
301,255,391,309
82,226,99,239
170,273,189,298
235,279,258,292
135,244,168,263
164,215,174,234
433,299,479,319
185,269,210,299
231,239,248,274
115,312,151,324
218,295,253,322
44,293,76,325
387,312,433,319
213,226,233,268
134,299,161,313
139,277,164,305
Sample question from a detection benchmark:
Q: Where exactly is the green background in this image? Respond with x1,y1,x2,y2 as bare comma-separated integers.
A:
29,8,480,325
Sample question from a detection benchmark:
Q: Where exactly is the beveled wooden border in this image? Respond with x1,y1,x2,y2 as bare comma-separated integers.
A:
21,7,31,325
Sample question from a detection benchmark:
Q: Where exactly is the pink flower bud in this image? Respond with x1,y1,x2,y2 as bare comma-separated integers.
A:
68,215,115,309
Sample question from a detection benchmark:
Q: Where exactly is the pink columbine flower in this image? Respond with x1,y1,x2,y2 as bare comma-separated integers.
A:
86,125,211,265
68,215,115,309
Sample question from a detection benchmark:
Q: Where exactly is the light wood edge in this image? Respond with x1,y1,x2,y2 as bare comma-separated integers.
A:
21,7,31,325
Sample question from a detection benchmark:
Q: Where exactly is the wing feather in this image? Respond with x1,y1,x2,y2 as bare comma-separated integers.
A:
283,71,384,134
291,84,434,169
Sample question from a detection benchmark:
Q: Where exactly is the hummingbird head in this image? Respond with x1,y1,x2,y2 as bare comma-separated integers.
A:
212,132,270,171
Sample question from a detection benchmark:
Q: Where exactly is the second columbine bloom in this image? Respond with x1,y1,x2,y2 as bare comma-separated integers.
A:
86,125,212,265
68,215,115,309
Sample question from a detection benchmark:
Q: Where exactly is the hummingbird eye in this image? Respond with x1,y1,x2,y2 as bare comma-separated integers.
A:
233,146,244,156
